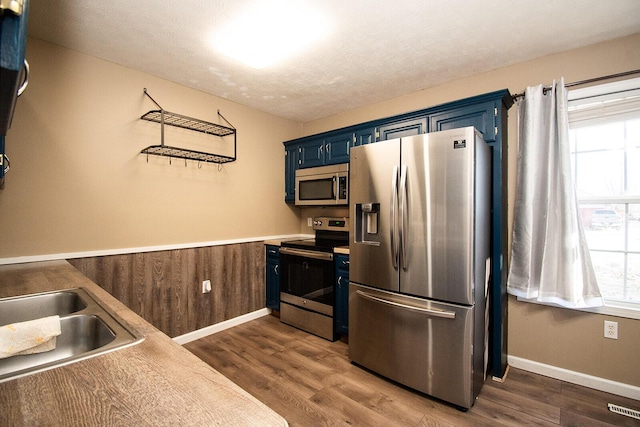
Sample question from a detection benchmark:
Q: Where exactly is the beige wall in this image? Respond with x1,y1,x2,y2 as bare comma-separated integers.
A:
0,38,302,258
302,33,640,387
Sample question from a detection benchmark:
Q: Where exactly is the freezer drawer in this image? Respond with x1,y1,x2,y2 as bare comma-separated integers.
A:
349,283,480,409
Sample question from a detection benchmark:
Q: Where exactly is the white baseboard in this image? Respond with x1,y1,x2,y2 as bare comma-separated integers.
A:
508,355,640,400
173,308,272,345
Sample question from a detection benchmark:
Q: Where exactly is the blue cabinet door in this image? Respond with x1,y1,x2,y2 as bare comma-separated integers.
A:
377,116,428,141
429,101,497,142
335,254,350,335
325,133,353,165
0,0,29,136
266,245,280,310
284,144,297,203
298,138,325,168
354,127,375,146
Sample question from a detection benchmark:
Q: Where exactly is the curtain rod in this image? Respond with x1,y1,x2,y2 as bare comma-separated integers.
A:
511,69,640,101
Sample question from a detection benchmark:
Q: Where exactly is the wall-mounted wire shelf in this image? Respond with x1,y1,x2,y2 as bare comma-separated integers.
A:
140,145,235,164
140,88,236,165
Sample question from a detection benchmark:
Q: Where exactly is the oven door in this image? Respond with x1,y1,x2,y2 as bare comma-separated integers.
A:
279,247,334,316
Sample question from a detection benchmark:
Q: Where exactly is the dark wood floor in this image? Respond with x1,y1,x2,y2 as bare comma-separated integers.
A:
184,314,640,426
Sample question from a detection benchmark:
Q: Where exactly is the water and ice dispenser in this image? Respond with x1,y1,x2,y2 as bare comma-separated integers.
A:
354,203,380,245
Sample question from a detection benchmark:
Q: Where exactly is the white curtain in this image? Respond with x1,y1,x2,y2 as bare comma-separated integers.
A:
507,78,603,308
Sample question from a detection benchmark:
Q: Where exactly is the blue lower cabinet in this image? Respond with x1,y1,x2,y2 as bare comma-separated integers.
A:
334,254,350,335
265,245,280,310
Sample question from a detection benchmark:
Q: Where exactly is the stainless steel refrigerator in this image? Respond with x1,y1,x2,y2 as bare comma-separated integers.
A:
349,126,490,410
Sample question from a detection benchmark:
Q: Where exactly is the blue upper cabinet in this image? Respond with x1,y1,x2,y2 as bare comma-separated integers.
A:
0,0,30,136
293,131,355,170
297,138,325,168
284,144,298,202
376,116,428,141
324,133,353,164
1,0,30,184
354,127,375,146
429,101,497,143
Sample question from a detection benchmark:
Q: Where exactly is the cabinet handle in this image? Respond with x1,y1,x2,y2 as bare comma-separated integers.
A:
342,260,349,266
2,154,10,175
17,59,29,97
337,276,342,286
274,265,279,274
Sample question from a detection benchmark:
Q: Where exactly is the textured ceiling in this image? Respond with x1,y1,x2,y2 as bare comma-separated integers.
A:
27,0,640,123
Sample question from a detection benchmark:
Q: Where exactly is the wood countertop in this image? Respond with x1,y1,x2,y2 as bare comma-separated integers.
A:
0,260,288,426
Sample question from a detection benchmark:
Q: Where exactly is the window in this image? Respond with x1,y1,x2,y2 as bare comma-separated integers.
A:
569,77,640,312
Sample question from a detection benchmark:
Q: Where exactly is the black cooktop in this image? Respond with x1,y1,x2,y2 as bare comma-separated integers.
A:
282,230,348,253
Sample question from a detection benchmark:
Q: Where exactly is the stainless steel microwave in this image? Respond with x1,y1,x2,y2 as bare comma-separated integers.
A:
295,164,349,206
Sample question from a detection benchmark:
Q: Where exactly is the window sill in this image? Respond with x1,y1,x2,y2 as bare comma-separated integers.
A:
515,297,640,320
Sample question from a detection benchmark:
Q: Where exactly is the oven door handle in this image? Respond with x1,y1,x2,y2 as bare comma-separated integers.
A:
280,247,334,261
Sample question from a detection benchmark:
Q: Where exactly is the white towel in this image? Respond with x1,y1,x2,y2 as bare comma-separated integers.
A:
0,315,62,359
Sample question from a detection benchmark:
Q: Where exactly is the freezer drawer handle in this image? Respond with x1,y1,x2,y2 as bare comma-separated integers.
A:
280,247,334,261
355,290,456,319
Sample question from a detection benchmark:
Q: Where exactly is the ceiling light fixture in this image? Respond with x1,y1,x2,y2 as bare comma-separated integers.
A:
212,0,329,69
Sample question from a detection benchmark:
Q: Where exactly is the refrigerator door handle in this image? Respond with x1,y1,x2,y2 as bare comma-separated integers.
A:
355,290,456,319
391,166,399,268
399,165,408,270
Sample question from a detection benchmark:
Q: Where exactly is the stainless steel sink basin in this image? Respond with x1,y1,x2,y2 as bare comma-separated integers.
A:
0,289,88,325
0,288,144,383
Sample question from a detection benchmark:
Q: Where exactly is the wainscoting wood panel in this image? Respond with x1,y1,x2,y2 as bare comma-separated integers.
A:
68,242,266,337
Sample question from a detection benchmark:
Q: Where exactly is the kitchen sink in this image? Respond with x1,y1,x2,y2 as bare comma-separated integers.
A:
0,289,88,325
0,288,144,383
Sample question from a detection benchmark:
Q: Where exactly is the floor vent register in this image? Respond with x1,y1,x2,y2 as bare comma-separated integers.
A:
608,403,640,420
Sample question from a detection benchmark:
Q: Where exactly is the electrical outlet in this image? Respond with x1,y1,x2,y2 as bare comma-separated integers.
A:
202,279,212,294
307,217,313,227
604,320,618,339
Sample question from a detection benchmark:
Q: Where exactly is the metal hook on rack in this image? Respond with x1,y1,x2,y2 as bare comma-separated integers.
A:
217,163,223,172
198,161,202,169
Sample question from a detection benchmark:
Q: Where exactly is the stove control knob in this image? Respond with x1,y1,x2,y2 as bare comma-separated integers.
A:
315,220,322,226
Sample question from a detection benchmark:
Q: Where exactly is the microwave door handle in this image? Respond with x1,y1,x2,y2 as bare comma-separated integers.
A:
333,176,337,200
